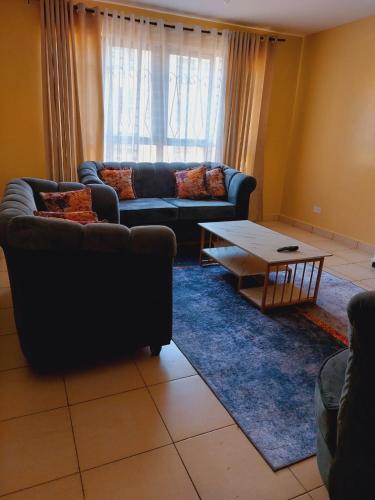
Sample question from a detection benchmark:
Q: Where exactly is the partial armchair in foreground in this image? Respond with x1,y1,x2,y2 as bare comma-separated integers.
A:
0,178,176,371
315,290,375,500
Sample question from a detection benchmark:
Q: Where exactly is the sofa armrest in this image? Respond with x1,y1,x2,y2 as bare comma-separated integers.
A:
78,161,103,185
89,184,120,224
226,170,257,219
130,226,177,257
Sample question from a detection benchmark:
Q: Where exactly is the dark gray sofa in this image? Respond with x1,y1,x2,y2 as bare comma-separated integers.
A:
315,291,375,499
78,162,256,241
0,178,176,370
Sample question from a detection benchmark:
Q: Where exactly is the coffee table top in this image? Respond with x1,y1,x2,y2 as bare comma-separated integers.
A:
199,220,332,264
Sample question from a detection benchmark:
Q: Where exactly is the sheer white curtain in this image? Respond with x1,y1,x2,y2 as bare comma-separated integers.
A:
102,13,228,162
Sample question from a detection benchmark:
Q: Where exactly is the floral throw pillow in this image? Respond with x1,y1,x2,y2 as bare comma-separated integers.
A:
175,166,209,199
99,168,136,200
206,167,226,199
40,187,92,213
34,210,99,225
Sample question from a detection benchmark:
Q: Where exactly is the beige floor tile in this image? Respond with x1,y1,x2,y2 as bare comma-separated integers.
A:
0,408,78,496
309,486,329,500
0,367,66,420
82,445,198,500
0,259,7,272
0,308,16,335
0,334,27,371
323,255,348,267
149,375,233,442
134,342,196,386
176,426,304,500
0,271,10,287
65,359,144,405
291,495,311,500
70,388,171,470
0,287,13,309
353,279,375,290
290,457,323,491
334,248,372,263
329,263,375,281
2,474,83,500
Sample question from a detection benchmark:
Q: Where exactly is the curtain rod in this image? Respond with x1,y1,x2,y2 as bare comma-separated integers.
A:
74,6,286,42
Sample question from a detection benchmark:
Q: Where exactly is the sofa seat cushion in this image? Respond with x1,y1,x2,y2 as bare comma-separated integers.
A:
316,348,349,457
164,198,236,221
119,198,178,226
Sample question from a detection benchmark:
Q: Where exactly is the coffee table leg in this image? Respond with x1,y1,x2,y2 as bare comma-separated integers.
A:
261,265,270,312
199,227,206,266
313,258,324,303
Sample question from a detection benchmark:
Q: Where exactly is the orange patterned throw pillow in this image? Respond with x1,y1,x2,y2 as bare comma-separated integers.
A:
205,167,226,198
99,168,136,200
40,188,92,213
34,211,99,225
175,166,209,199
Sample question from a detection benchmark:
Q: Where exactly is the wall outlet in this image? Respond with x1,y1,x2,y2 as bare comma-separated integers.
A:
313,205,321,214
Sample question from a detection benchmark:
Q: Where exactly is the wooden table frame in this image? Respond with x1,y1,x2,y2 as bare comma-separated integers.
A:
199,225,326,312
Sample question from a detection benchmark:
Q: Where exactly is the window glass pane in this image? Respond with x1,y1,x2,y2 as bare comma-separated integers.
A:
167,54,210,142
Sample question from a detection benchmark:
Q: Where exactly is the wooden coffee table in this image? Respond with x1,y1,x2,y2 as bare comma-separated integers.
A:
199,220,332,312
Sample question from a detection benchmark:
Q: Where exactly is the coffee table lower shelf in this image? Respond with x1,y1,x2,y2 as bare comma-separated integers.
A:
240,283,314,309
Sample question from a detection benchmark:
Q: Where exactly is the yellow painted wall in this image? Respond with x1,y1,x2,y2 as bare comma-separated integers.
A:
0,0,47,195
0,0,302,221
282,16,375,244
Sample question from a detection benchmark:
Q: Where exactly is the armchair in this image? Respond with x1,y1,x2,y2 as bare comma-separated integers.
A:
0,178,176,370
315,291,375,499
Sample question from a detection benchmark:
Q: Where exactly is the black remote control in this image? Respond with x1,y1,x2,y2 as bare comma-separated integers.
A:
277,245,299,252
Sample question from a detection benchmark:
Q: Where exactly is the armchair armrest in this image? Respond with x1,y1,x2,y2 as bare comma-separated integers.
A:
328,291,375,499
90,184,120,224
225,169,257,219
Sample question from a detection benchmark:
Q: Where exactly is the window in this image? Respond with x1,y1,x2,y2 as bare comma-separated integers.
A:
102,22,228,162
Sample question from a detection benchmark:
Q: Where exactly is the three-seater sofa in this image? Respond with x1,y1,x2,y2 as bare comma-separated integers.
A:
79,162,257,241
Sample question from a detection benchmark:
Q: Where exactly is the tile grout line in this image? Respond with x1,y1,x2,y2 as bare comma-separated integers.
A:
63,377,86,500
0,472,80,499
133,357,202,500
288,467,309,495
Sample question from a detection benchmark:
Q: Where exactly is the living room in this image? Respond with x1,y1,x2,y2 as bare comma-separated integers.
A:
0,1,374,499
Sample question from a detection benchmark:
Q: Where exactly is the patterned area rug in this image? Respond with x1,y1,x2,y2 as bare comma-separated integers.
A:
172,261,361,469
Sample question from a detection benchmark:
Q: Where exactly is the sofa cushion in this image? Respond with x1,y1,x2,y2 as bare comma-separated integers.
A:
99,168,136,200
175,166,209,199
119,198,178,226
206,167,226,199
316,348,349,457
165,198,236,221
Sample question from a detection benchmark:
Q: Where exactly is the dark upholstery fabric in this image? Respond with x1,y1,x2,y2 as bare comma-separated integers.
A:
0,177,176,370
78,162,257,237
165,198,236,220
316,349,348,462
316,291,375,500
119,198,178,226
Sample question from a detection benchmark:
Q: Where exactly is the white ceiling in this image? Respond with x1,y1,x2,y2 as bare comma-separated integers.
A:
110,0,375,35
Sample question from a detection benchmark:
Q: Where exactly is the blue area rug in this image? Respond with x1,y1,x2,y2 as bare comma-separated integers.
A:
172,262,361,469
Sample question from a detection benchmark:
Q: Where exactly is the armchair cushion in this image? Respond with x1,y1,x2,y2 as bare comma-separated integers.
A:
40,187,92,212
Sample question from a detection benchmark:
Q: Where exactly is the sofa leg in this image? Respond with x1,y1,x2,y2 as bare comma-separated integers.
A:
150,344,162,356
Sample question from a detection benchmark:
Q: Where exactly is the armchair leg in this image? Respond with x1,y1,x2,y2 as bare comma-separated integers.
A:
150,344,162,356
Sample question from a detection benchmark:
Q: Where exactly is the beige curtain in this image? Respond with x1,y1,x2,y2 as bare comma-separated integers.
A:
40,1,103,182
223,31,274,221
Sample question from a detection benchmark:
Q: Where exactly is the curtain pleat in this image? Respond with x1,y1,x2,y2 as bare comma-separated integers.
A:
223,31,274,221
40,0,103,182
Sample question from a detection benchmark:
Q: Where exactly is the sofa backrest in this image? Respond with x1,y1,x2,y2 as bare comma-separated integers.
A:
82,162,233,199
